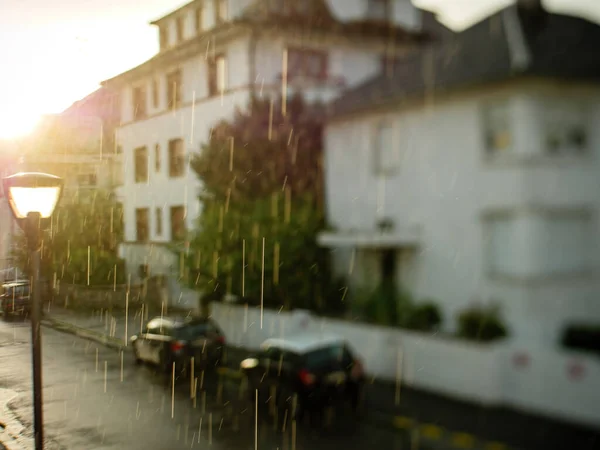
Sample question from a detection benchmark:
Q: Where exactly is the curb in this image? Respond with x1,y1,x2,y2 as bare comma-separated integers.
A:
41,318,126,351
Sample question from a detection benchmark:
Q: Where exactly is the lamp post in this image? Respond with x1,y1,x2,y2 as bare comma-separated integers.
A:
2,172,63,450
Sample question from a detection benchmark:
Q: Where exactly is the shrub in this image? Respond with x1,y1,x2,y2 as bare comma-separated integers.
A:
406,301,442,332
457,305,507,342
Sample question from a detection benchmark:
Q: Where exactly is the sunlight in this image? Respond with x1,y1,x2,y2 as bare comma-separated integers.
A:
0,109,41,140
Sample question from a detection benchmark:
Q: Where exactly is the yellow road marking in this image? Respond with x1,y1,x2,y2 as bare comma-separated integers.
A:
452,432,476,449
392,416,414,429
217,367,243,378
484,442,509,450
420,424,443,440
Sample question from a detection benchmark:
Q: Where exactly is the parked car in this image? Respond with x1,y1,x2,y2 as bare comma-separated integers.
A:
1,280,31,320
130,316,226,376
240,333,365,421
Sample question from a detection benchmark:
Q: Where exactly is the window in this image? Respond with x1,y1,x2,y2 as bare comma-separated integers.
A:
374,121,398,175
215,0,227,24
167,70,182,110
152,79,159,108
196,6,204,33
168,138,185,177
77,173,97,187
136,208,149,242
486,217,514,276
176,16,184,42
367,0,390,20
483,102,511,155
538,215,589,275
132,85,147,120
208,54,227,96
154,144,161,172
170,206,186,241
287,48,328,81
159,27,168,50
486,213,591,279
155,207,163,236
543,101,587,155
134,146,148,182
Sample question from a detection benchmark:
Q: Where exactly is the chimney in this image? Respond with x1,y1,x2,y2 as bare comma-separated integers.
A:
517,0,543,11
516,0,548,29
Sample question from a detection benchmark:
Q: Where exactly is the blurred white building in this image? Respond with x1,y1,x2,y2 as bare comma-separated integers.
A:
320,2,600,345
102,0,449,285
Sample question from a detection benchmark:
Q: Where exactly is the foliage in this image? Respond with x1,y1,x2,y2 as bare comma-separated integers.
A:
190,93,325,206
188,194,346,315
11,190,125,286
356,283,414,327
457,304,507,342
405,301,443,332
187,94,345,315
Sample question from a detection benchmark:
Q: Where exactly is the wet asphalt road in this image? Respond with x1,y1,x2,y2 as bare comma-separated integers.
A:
0,319,407,450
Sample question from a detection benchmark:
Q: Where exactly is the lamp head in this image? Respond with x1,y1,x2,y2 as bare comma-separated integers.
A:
2,172,64,232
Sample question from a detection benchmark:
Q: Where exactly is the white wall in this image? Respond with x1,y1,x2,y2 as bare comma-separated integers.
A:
323,81,600,345
119,88,251,243
254,36,384,102
213,302,600,428
327,0,421,30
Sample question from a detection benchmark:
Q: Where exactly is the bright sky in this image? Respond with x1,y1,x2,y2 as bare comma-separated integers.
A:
0,0,598,140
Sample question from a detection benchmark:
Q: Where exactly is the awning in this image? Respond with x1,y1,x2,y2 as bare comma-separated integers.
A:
317,228,421,249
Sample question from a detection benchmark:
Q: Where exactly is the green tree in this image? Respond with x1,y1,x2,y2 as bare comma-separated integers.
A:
187,94,346,315
12,190,125,286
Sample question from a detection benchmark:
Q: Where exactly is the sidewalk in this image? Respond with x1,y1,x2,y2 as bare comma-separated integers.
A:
43,307,600,450
43,304,146,345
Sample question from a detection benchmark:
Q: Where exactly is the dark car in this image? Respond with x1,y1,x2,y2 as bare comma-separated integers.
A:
240,333,365,421
1,281,31,320
130,316,226,376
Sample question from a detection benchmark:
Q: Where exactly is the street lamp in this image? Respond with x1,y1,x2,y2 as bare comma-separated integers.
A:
2,172,63,450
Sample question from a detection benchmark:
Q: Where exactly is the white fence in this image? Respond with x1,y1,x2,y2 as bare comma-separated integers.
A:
211,302,600,429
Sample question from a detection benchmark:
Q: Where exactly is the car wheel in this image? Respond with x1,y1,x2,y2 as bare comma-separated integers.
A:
349,381,364,415
133,342,142,365
278,387,303,422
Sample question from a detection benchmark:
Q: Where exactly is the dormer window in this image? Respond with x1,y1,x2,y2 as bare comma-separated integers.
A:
215,0,227,24
196,6,204,33
367,0,390,21
287,48,328,81
176,16,184,42
159,27,168,50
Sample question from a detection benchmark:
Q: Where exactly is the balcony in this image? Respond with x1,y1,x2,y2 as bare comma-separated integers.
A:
317,224,422,249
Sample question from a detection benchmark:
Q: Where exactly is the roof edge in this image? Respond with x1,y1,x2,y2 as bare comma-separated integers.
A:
149,0,199,27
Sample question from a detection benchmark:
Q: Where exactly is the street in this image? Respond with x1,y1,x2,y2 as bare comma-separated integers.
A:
0,318,409,450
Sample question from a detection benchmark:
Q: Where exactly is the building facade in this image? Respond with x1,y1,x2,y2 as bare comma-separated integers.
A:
19,87,122,197
320,3,600,345
0,143,18,275
104,0,435,283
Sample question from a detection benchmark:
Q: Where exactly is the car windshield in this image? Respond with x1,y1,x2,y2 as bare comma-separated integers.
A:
174,321,213,340
304,344,347,370
3,286,30,297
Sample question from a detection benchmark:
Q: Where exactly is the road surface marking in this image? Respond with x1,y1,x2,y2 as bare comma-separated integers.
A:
420,424,443,440
451,432,476,448
393,415,414,429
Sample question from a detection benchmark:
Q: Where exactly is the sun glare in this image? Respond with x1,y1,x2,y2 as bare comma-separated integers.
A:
0,110,41,140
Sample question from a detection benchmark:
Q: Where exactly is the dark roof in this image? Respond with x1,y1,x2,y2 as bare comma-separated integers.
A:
330,5,600,119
